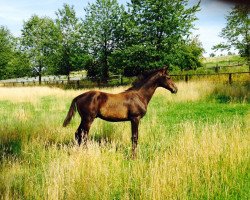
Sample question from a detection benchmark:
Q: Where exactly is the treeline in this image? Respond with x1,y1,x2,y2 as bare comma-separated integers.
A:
0,0,203,83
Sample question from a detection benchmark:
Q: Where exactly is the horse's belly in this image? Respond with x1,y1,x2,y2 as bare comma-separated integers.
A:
99,103,128,120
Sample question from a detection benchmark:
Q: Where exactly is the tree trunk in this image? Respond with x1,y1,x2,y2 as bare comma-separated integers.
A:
38,62,42,85
102,37,109,83
101,58,109,83
67,75,70,82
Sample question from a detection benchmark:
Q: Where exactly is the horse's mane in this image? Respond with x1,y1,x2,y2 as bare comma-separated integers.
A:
126,68,164,91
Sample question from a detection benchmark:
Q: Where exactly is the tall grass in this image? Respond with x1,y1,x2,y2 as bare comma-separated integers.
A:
0,81,249,199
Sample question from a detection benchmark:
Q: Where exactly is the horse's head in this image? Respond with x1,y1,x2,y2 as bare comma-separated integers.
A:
157,68,178,94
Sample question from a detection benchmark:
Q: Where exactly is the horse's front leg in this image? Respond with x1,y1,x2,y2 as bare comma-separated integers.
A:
131,117,140,159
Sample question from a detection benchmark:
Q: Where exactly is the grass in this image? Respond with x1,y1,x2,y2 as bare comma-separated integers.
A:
201,55,249,73
203,55,245,64
0,81,249,199
170,55,249,75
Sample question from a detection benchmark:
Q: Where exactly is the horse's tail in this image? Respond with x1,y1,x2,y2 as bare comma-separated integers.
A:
63,98,77,127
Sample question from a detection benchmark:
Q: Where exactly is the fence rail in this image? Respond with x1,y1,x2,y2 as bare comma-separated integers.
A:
0,71,249,88
172,71,249,84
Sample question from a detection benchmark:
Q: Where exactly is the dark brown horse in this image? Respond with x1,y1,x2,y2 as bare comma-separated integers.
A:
63,68,177,157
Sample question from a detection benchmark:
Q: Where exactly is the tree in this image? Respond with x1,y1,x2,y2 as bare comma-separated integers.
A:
170,36,204,71
213,5,250,67
21,15,60,84
55,4,89,81
0,26,31,80
83,0,126,82
109,45,163,76
0,26,13,79
130,0,200,50
7,38,32,78
110,0,201,75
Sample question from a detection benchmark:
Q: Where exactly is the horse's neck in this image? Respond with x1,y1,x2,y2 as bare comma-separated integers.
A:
138,78,158,104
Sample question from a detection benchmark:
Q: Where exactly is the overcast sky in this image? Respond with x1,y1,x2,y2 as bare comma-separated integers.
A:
0,0,234,57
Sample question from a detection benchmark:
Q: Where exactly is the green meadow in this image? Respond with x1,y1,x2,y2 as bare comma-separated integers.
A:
0,81,249,200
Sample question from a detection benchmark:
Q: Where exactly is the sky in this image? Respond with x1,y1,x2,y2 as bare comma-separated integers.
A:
0,0,235,57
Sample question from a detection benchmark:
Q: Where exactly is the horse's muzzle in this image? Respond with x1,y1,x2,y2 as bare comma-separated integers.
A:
171,83,178,94
171,88,178,94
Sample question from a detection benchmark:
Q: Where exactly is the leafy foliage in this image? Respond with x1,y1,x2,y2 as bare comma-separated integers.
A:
110,0,202,76
110,45,164,76
170,37,203,71
0,26,13,79
0,26,31,79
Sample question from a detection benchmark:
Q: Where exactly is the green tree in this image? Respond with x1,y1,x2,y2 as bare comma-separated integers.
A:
21,15,60,84
170,36,204,71
110,0,201,76
130,0,200,50
0,26,31,79
213,5,250,67
109,45,162,76
55,4,89,81
7,38,31,78
0,26,13,79
83,0,125,82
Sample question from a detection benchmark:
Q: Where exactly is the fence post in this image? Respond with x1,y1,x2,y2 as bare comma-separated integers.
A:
215,64,219,73
228,73,232,84
185,74,189,82
120,75,123,85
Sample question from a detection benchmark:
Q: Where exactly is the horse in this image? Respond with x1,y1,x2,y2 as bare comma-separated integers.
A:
63,68,178,157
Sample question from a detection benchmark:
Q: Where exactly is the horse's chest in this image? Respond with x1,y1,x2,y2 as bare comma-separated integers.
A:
129,99,147,117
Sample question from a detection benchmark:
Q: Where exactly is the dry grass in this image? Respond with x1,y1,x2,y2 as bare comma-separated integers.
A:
0,87,74,104
157,81,215,102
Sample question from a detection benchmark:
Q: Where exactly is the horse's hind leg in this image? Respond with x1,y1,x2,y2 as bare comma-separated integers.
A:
75,121,84,146
75,118,93,146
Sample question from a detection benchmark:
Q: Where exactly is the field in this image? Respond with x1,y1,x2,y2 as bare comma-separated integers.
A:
0,81,249,199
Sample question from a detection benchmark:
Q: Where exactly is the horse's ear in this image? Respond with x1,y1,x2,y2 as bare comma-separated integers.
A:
161,66,168,74
164,65,169,71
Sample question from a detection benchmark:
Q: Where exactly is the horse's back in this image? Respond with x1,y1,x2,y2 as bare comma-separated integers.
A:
74,90,127,120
